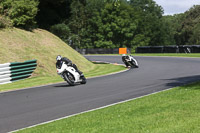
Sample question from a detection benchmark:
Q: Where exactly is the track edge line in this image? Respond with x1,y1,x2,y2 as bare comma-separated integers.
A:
9,86,174,133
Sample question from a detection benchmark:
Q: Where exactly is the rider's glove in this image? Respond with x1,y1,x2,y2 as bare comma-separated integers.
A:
68,62,72,66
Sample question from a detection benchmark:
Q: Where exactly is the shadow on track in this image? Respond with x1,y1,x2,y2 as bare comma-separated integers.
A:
54,84,71,87
163,75,200,88
54,83,85,88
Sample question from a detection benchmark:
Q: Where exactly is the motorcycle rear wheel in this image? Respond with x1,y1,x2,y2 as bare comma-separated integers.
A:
80,76,87,84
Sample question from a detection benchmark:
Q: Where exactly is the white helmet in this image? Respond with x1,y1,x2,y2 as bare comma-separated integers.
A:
56,55,62,61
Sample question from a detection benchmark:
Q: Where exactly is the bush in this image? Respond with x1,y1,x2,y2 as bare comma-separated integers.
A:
50,23,71,43
0,0,39,29
0,15,12,28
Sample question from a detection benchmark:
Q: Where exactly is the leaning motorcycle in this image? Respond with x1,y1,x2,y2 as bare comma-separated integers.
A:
123,55,139,68
57,62,86,86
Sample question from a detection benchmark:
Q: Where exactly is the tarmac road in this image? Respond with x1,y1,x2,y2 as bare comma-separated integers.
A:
0,56,200,132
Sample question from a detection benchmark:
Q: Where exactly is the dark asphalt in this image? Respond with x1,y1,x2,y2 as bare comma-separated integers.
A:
0,56,200,132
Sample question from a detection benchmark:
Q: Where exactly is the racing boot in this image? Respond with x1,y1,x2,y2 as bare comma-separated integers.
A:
77,70,84,77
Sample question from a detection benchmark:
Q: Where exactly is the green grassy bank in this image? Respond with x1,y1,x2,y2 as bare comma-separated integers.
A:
17,81,200,133
0,28,126,92
0,28,95,76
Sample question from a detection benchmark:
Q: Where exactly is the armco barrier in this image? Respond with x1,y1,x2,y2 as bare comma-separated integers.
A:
136,46,164,53
0,60,37,85
76,48,131,54
136,45,200,53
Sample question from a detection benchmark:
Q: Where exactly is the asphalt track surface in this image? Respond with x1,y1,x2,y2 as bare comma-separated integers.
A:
0,56,200,132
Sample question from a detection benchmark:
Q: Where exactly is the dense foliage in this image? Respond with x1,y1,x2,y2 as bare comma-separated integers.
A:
50,0,166,48
0,0,39,29
0,14,12,28
161,5,200,46
0,0,200,47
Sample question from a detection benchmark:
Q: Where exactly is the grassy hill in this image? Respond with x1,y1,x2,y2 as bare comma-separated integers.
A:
0,28,125,91
0,28,95,77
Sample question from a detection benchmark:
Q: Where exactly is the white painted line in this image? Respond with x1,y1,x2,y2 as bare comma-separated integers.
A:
88,68,128,79
10,86,175,133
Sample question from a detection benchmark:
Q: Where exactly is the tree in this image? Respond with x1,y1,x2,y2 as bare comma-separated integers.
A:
160,15,177,46
67,0,88,48
189,23,200,45
178,5,200,45
36,0,71,29
77,0,139,48
50,23,71,43
130,0,164,46
97,1,138,48
0,5,12,28
0,0,39,29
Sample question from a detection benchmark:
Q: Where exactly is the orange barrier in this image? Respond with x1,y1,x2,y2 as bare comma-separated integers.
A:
119,48,127,54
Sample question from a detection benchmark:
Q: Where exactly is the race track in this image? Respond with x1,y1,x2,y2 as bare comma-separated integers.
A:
0,56,200,132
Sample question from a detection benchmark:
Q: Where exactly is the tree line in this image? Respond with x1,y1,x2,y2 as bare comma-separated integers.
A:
0,0,200,49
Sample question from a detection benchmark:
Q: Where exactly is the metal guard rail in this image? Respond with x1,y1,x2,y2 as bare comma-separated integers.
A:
0,60,37,85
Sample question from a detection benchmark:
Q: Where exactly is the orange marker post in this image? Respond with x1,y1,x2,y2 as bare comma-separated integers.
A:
119,48,127,54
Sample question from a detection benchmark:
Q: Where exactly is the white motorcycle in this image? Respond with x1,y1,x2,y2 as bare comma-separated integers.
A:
122,55,139,68
57,62,86,86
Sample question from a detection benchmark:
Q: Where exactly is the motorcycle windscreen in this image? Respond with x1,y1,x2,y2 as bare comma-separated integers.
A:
56,60,63,69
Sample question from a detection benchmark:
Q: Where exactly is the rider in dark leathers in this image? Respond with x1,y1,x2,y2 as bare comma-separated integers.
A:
122,54,139,68
56,55,83,76
122,54,130,67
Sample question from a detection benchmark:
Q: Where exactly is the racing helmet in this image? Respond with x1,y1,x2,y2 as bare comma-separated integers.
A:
56,55,62,61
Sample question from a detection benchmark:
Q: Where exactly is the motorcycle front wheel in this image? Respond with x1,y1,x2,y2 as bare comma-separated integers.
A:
63,72,75,86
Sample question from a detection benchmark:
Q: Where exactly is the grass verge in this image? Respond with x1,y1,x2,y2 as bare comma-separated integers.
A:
0,63,126,92
17,81,200,133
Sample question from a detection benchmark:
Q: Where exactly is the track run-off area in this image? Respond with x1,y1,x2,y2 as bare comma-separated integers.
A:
0,55,200,132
